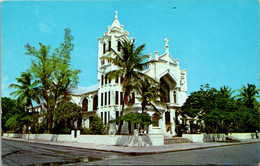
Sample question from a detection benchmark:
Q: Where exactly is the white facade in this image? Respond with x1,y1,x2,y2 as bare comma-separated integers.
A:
72,11,187,137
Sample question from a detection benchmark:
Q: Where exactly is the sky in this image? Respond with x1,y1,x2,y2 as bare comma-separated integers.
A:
1,0,259,98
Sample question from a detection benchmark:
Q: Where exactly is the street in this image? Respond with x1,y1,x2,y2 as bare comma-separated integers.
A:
83,142,260,165
2,139,126,165
2,139,260,165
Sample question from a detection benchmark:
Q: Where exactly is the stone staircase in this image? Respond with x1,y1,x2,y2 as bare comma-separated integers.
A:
164,136,193,144
225,136,240,143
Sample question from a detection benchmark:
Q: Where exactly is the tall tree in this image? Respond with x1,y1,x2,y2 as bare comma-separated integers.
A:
52,102,82,134
9,71,40,132
238,84,259,110
132,77,167,131
9,71,40,110
25,28,80,133
237,84,260,132
102,39,149,134
181,84,260,134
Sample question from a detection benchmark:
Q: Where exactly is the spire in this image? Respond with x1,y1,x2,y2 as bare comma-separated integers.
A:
111,11,121,28
115,11,118,19
164,37,169,54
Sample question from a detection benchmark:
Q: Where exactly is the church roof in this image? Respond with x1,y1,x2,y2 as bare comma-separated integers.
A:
71,84,99,95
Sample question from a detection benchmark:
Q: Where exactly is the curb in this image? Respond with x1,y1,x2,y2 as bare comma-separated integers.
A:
2,137,260,156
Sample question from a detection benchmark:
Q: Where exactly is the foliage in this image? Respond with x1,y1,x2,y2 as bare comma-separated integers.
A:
111,112,153,128
25,28,81,133
1,97,29,133
52,102,82,134
180,84,260,134
9,71,40,108
88,115,104,135
9,71,40,132
133,77,166,114
102,39,150,134
237,84,259,110
35,120,48,134
80,127,90,134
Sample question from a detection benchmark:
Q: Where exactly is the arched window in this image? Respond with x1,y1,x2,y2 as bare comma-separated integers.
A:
115,91,119,105
152,113,159,127
165,111,170,125
105,75,107,85
160,78,170,102
101,93,103,106
93,95,98,110
108,91,111,105
103,43,106,54
120,76,123,84
117,41,121,51
82,98,88,112
173,91,177,104
101,75,104,86
108,41,111,51
105,92,107,106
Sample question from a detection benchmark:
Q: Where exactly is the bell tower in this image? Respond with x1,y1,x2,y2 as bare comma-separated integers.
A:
97,11,129,81
96,11,130,124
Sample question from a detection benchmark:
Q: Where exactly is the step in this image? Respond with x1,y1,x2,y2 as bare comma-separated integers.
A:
164,137,193,144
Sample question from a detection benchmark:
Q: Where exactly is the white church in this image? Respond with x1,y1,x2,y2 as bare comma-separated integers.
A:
71,12,188,137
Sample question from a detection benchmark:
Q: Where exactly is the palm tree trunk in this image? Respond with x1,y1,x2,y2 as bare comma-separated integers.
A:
30,102,35,133
116,90,130,135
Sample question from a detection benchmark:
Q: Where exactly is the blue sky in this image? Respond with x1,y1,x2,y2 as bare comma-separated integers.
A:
1,0,259,98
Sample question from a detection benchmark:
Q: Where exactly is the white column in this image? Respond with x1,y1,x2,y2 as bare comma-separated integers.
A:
169,90,174,103
170,109,176,136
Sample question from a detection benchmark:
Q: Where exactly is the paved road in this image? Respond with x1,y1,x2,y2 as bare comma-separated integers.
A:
2,139,260,165
81,143,260,165
2,139,126,165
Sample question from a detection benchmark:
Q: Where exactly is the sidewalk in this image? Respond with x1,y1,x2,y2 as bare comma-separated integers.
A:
2,136,260,155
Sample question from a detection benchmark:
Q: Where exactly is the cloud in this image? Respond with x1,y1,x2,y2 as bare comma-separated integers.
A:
36,9,56,34
37,16,56,34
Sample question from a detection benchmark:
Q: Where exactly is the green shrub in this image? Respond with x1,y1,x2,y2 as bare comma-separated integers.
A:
88,115,104,135
61,128,71,134
80,127,90,134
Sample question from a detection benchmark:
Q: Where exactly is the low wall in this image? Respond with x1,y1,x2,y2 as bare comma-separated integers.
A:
78,134,164,146
3,133,72,142
149,135,164,146
203,134,226,142
78,135,119,145
182,134,204,142
182,134,226,142
228,133,258,139
3,133,23,138
2,133,164,146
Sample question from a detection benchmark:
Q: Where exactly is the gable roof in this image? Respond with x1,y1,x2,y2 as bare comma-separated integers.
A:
159,53,177,65
71,84,99,96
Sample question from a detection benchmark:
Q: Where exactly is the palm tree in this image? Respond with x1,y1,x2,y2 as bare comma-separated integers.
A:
9,71,40,131
133,77,167,132
102,39,150,134
134,77,165,114
219,86,234,99
238,84,259,110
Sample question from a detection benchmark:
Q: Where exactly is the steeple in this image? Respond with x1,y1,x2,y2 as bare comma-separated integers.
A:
111,11,121,28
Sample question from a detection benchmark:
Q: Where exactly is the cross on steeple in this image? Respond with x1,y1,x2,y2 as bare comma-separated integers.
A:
111,11,121,28
115,11,118,19
164,37,169,54
164,37,169,47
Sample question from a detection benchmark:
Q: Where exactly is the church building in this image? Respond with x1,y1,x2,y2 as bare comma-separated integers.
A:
71,11,187,137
